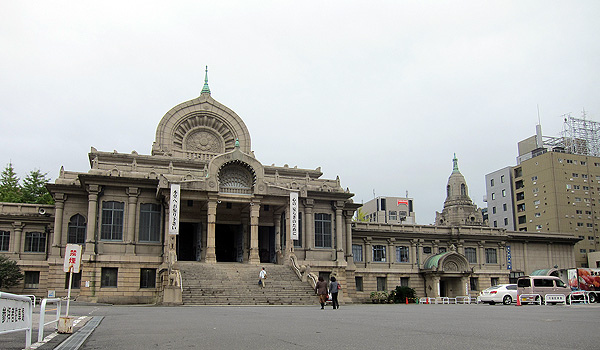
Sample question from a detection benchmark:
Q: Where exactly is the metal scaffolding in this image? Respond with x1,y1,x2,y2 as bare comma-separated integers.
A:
561,110,600,157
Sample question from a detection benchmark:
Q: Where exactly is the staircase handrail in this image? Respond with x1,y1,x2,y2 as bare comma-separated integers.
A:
290,254,316,288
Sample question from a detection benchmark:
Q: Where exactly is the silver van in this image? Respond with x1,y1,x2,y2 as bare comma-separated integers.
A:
516,276,571,304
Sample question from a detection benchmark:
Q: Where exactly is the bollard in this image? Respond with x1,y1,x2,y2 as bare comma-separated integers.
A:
406,297,408,304
516,294,521,306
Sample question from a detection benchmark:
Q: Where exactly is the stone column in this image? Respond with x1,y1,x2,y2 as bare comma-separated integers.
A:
205,199,217,263
334,203,344,263
11,222,24,255
364,237,372,265
85,185,100,255
410,239,417,269
417,240,423,268
388,238,395,266
126,187,139,254
241,211,249,262
523,241,529,274
249,201,261,264
478,242,485,268
498,242,506,270
51,193,66,256
274,210,282,262
344,210,355,270
304,199,314,256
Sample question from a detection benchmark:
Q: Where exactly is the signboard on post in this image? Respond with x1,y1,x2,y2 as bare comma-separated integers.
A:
169,184,181,235
63,244,82,273
0,292,33,349
290,192,299,240
506,245,512,270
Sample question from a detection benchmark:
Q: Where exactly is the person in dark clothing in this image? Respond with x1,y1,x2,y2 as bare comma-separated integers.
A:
315,276,328,309
329,276,340,309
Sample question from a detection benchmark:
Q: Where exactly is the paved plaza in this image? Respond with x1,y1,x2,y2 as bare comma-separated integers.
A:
3,302,600,350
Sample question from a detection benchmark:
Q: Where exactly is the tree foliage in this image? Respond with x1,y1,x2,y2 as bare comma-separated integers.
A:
0,162,21,203
0,255,24,288
353,207,368,222
0,163,54,204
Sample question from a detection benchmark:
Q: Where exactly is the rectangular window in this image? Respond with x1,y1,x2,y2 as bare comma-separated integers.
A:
582,174,588,179
24,271,40,289
65,272,82,289
491,193,496,200
396,246,409,263
101,267,118,288
500,175,505,183
502,189,506,197
101,201,124,241
531,176,538,181
388,211,397,220
400,277,409,287
0,230,9,251
574,185,580,190
314,213,332,248
536,225,543,230
377,277,387,291
490,178,494,186
533,200,540,206
566,184,572,190
516,192,525,201
576,210,583,214
532,188,539,193
572,173,579,178
355,276,363,291
493,220,497,227
423,246,432,254
503,203,507,211
509,271,524,283
535,212,541,217
491,277,499,286
139,203,161,242
372,245,386,262
438,247,447,253
465,247,477,263
352,244,363,262
504,218,508,225
518,215,526,224
24,232,46,253
470,277,478,292
485,248,498,264
580,249,587,253
140,268,157,288
492,207,497,214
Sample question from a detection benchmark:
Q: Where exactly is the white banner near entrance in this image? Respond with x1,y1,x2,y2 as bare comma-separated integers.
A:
290,192,299,240
169,184,181,235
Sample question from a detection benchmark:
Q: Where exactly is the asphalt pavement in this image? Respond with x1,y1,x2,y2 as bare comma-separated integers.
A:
3,302,600,350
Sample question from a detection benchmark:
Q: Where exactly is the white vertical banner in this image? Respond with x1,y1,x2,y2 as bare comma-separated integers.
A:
290,192,299,240
169,184,181,235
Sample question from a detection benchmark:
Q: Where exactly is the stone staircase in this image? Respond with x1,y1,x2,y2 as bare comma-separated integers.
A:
177,262,317,305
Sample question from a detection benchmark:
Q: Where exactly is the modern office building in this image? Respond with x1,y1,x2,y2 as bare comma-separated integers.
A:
359,196,416,224
486,117,600,267
485,167,515,230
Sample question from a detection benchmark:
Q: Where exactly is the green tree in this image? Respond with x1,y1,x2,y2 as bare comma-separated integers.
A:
21,169,54,204
353,207,367,222
0,162,22,203
0,255,24,288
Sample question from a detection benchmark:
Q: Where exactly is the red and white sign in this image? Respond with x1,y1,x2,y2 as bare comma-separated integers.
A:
63,244,82,273
397,199,409,206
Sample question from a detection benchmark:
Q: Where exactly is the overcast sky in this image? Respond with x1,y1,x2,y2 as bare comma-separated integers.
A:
1,1,599,224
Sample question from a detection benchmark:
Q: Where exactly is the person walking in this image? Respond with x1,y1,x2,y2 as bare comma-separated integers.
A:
259,267,267,288
329,276,340,309
315,276,328,309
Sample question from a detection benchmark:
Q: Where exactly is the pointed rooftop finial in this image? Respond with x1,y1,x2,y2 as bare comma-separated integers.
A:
452,153,460,173
235,138,240,148
201,65,211,95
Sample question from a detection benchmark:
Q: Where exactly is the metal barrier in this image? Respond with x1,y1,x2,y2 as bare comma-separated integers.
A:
544,294,567,305
38,298,62,342
456,296,472,304
519,293,542,305
569,291,589,304
0,292,34,349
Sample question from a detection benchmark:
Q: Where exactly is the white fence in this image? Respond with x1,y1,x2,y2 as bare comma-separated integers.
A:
0,291,34,349
38,298,62,342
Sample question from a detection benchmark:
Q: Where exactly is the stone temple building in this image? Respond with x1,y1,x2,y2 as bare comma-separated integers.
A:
0,73,581,304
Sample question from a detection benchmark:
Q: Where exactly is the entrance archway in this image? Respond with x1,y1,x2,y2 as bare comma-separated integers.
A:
216,224,243,262
177,222,202,261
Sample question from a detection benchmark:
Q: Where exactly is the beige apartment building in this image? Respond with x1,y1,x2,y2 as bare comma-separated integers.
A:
512,151,600,267
0,75,582,304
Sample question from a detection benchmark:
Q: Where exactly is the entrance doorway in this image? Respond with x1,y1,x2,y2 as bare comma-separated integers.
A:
177,222,202,261
258,226,275,263
215,224,243,262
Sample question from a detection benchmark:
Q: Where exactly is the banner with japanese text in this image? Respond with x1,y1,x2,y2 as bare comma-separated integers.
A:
63,244,82,273
169,184,180,235
290,192,299,240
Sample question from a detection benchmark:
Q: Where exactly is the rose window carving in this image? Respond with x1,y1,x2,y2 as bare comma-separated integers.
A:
185,129,223,153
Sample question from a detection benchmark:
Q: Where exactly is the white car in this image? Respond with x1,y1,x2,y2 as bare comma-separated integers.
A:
479,284,518,305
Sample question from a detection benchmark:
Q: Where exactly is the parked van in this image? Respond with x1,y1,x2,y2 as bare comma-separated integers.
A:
516,275,571,304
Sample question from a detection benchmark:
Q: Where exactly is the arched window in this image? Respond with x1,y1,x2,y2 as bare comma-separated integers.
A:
68,214,86,244
461,184,466,196
218,161,255,195
446,185,451,197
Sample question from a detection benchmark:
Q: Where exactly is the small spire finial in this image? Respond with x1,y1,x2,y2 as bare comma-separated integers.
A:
452,153,459,173
235,138,240,148
201,65,211,95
